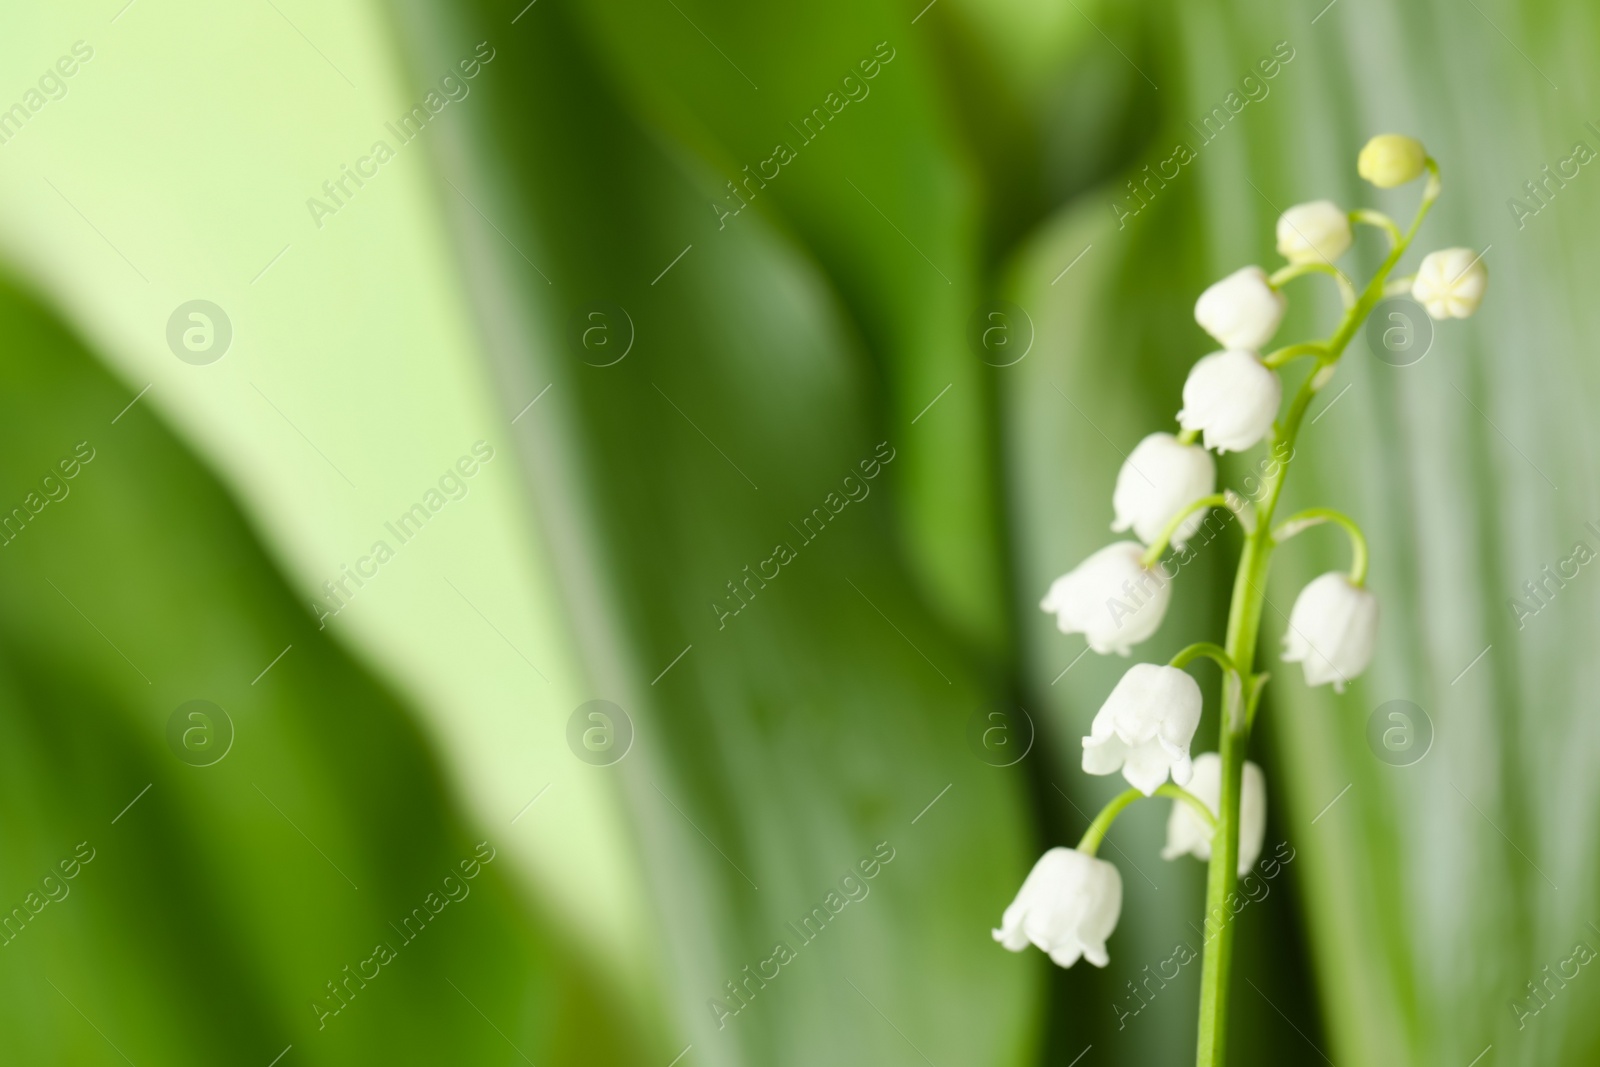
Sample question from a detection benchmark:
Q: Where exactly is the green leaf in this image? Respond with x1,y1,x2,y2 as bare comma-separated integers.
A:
381,1,1040,1062
0,275,644,1064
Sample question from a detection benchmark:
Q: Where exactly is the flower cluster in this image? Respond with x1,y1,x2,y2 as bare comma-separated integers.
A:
1000,135,1484,976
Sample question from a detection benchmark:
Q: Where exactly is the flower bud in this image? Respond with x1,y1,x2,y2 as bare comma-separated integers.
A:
1040,542,1170,656
1357,134,1427,188
1111,433,1216,548
1082,663,1202,795
1177,350,1282,454
1411,248,1488,319
1276,200,1352,264
1161,754,1266,876
1194,266,1286,350
1281,572,1378,692
992,847,1122,969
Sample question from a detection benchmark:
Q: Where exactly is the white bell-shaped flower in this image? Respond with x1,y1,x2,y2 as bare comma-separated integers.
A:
1161,753,1266,876
1276,200,1352,264
1194,266,1286,350
1040,542,1171,656
992,847,1122,969
1112,433,1217,548
1178,350,1282,453
1411,248,1487,320
1282,572,1378,692
1082,663,1202,795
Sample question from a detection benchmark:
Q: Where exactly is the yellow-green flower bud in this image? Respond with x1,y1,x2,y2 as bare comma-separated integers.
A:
1358,134,1427,188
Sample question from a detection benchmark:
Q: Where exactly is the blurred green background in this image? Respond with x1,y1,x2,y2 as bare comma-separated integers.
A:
0,0,1595,1063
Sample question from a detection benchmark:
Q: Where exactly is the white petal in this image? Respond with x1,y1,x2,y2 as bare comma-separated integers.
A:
1194,266,1287,350
992,848,1122,970
1048,941,1087,968
1121,739,1176,795
1283,572,1378,690
1178,350,1282,454
1412,248,1487,320
1074,858,1122,966
1088,664,1201,792
1155,679,1203,751
1238,762,1267,875
1167,752,1194,787
1160,754,1265,876
1040,542,1171,655
1082,732,1129,777
1111,433,1217,547
1103,664,1201,745
1163,753,1220,862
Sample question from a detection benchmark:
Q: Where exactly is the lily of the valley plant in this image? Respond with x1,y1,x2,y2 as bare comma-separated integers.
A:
1000,135,1485,1065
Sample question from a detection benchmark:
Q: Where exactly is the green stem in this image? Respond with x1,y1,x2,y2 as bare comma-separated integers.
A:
1243,671,1270,731
1169,642,1237,675
1193,158,1439,1067
1140,493,1228,567
1077,784,1216,857
1077,789,1142,856
1262,341,1327,369
1383,276,1416,299
1268,260,1357,308
1349,208,1403,248
1163,784,1220,833
1272,506,1370,585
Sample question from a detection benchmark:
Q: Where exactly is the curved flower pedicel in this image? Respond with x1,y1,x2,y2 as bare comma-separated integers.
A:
1009,134,1486,1064
1112,432,1217,547
1276,508,1378,692
1163,754,1266,876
